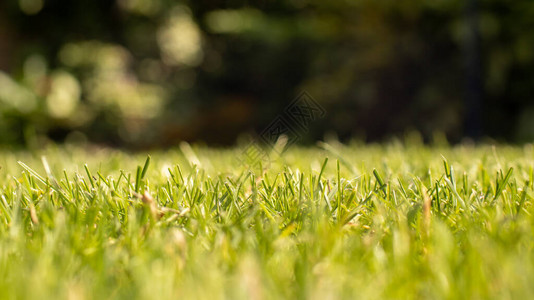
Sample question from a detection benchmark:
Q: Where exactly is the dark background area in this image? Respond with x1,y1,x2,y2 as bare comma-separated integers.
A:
0,0,533,148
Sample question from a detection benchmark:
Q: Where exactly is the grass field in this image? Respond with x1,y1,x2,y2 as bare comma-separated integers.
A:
1,141,534,299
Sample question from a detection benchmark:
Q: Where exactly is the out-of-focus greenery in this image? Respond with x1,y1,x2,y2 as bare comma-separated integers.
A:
1,0,534,147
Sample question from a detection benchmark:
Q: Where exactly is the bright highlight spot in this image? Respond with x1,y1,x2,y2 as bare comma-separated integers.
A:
157,6,203,67
46,71,81,119
19,0,43,15
0,72,37,113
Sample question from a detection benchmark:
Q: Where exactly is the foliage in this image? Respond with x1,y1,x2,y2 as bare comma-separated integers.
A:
1,143,534,298
1,0,534,145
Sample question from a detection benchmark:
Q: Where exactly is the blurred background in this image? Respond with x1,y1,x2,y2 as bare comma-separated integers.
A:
0,0,533,148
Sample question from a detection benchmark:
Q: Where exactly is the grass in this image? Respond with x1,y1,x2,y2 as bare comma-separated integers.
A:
1,141,534,299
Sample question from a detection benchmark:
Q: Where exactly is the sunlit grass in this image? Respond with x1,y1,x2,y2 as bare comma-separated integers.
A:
1,142,534,299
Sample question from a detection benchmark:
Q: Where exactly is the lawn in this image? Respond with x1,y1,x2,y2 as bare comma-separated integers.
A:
1,142,534,299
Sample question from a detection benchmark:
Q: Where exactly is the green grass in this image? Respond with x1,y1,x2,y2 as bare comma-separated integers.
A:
1,142,534,299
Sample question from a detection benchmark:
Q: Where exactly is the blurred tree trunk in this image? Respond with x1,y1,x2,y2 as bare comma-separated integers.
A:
0,4,14,72
464,0,483,139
